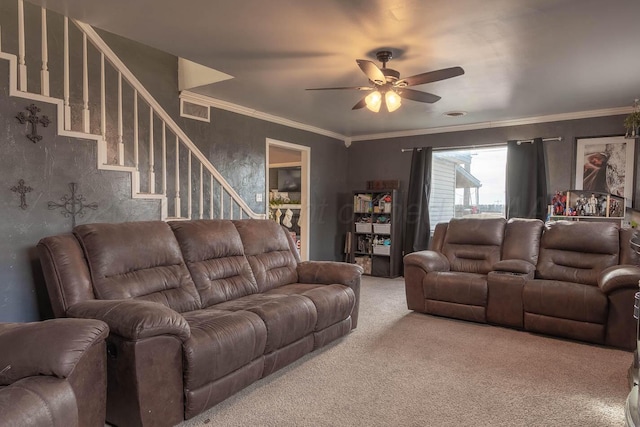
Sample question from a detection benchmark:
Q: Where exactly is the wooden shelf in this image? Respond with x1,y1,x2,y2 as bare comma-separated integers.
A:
548,215,624,227
350,189,401,278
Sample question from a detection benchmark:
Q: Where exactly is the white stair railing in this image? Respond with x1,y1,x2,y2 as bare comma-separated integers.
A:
1,0,265,221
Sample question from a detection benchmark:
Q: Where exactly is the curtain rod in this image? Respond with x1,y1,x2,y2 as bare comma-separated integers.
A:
400,136,563,152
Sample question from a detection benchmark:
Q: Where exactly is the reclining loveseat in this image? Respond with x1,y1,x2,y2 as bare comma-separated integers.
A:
37,219,362,427
404,217,640,350
0,318,108,427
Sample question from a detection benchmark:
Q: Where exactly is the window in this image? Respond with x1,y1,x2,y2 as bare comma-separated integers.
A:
429,146,507,233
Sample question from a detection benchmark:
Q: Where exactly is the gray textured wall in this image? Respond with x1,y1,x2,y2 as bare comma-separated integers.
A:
0,61,160,322
0,3,348,321
347,116,639,235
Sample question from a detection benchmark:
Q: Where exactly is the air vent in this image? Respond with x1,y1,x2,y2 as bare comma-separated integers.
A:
180,98,210,123
444,111,467,117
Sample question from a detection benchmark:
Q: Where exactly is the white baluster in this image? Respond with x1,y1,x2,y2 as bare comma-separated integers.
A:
17,0,27,91
161,123,167,195
63,17,70,130
230,195,234,220
40,8,49,96
133,91,138,171
100,53,106,140
149,108,155,193
82,33,90,133
220,186,224,219
210,175,214,219
117,72,123,165
175,136,180,217
187,152,192,219
199,163,203,219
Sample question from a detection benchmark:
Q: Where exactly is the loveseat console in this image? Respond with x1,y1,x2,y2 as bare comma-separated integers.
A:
38,219,362,426
404,218,640,350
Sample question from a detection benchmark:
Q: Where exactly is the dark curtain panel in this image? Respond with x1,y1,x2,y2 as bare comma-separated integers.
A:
506,138,548,220
404,147,432,254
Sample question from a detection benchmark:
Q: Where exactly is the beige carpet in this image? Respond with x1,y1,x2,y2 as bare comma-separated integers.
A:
179,276,631,427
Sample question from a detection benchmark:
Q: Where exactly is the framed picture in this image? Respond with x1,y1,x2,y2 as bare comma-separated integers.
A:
575,136,634,207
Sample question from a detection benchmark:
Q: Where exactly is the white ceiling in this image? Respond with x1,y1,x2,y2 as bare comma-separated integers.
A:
32,0,640,139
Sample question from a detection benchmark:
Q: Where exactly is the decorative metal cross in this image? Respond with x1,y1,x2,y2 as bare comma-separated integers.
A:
16,104,50,143
48,183,98,228
10,179,33,210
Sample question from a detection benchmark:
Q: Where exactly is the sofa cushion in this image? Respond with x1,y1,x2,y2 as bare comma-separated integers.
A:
267,283,356,330
424,271,488,306
233,220,298,292
502,218,544,264
523,279,608,324
536,221,619,285
215,294,317,353
442,218,505,274
182,309,266,390
74,222,201,313
170,220,259,307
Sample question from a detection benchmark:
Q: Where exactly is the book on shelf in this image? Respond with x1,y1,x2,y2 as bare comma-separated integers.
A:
353,193,373,213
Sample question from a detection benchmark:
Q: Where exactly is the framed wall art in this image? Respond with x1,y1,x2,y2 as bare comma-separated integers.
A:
575,136,634,207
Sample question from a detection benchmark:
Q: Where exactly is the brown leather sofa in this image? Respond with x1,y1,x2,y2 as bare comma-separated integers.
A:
37,219,362,427
0,318,108,427
404,217,640,350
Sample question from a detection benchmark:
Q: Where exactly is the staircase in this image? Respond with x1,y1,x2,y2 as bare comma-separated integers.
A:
0,0,265,221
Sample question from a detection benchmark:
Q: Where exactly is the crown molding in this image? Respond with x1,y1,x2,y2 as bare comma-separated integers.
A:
180,91,347,142
350,106,634,142
179,91,633,145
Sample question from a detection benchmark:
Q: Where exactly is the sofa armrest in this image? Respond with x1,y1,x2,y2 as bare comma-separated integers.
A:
492,259,536,276
0,376,79,427
0,318,108,385
598,265,640,294
67,300,191,342
297,261,363,329
403,251,450,272
297,261,363,286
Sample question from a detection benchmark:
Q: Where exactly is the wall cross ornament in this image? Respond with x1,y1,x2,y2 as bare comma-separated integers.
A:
10,179,33,210
48,183,98,228
16,104,50,143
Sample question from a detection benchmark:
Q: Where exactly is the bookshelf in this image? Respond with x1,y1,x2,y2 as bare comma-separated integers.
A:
350,189,402,278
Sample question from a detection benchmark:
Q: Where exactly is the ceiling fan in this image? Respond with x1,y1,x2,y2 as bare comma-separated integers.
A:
306,50,464,112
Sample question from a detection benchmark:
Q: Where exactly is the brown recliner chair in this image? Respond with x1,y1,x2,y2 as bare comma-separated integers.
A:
405,217,498,322
0,318,109,427
522,221,640,349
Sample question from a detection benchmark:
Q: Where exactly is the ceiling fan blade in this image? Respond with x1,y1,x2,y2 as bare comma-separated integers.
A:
306,86,374,91
356,59,386,85
396,66,465,87
352,97,368,110
396,88,441,104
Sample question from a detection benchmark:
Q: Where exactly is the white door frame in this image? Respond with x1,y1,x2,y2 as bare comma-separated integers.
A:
266,138,310,261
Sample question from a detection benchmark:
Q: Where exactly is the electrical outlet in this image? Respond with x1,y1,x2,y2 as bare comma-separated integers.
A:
256,193,263,202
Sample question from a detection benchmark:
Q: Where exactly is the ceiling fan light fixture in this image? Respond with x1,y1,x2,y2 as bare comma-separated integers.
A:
365,91,382,112
385,91,402,112
308,50,464,112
